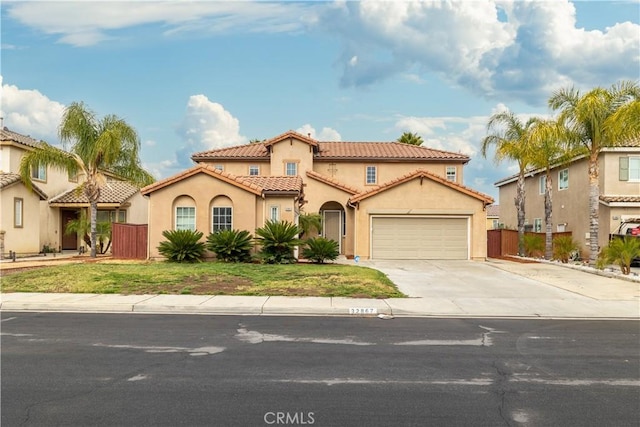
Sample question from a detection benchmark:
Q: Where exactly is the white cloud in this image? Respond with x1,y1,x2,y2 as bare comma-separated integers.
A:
0,76,65,143
296,124,342,141
175,94,246,167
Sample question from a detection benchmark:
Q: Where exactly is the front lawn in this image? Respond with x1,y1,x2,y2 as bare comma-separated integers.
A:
1,261,405,299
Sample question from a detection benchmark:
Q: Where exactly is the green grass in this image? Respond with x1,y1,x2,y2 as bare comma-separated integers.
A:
1,261,405,299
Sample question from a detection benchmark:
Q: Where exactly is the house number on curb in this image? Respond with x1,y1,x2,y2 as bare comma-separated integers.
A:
349,307,378,314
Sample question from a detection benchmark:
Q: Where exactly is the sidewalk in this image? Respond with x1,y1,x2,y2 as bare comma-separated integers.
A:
1,256,639,319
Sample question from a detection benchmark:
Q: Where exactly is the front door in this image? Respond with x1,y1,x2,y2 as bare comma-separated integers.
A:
323,210,342,253
61,210,78,250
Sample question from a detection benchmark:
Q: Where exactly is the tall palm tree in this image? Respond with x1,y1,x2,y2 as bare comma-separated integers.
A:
481,110,537,256
549,80,640,264
397,132,424,146
20,101,154,258
528,119,574,259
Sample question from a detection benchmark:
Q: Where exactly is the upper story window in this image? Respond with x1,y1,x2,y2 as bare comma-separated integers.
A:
31,163,46,181
620,156,640,182
446,166,456,182
558,169,569,190
270,206,279,222
249,165,260,176
285,162,297,176
212,206,232,232
14,198,23,228
539,175,547,194
175,206,196,231
366,166,377,184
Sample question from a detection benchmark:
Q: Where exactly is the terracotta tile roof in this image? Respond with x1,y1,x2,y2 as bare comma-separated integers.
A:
0,172,47,199
349,168,494,205
141,163,301,196
191,143,268,161
0,127,44,148
263,130,318,148
600,195,640,203
306,170,360,195
486,204,500,217
49,181,139,205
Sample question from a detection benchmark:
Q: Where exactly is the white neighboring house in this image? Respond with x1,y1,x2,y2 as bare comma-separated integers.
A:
0,126,148,257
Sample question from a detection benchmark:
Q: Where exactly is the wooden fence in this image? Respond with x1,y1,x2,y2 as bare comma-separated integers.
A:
111,223,148,259
487,229,572,258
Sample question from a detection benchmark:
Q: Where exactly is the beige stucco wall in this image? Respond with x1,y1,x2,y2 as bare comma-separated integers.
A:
204,161,271,177
0,183,42,254
353,177,488,260
601,150,640,195
125,192,149,224
269,139,315,176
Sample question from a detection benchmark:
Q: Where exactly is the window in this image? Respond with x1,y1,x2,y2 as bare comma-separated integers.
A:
539,175,546,195
176,206,196,231
285,162,297,176
446,166,456,182
366,166,377,184
97,210,127,223
558,169,569,190
534,218,542,232
14,198,23,228
31,163,46,181
270,206,279,221
249,165,259,176
68,170,78,183
492,219,500,229
212,207,232,232
628,157,640,181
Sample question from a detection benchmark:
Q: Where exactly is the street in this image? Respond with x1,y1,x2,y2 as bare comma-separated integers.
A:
2,313,639,426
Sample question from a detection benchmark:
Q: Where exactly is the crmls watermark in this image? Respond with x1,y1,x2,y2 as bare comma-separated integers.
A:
263,411,315,425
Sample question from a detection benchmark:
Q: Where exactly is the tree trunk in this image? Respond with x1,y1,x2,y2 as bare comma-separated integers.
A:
544,170,553,260
516,173,526,256
90,201,98,258
588,153,600,265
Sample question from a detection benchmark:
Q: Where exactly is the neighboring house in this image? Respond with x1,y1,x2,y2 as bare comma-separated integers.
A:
486,205,500,230
495,141,640,257
142,130,494,260
0,126,148,256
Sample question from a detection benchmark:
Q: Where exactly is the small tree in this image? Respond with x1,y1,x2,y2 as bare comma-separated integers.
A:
157,229,205,263
302,237,339,264
600,237,640,275
206,229,253,262
65,210,112,254
299,213,322,239
254,220,302,264
552,235,580,263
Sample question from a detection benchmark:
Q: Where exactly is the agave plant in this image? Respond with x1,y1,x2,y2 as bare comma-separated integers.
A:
600,236,640,275
157,229,205,263
302,237,339,264
254,220,303,264
206,229,253,262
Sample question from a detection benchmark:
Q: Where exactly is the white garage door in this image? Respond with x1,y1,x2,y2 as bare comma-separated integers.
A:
371,217,468,260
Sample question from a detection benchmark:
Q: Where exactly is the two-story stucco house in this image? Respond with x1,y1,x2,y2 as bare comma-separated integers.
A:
0,126,148,256
495,140,640,258
142,130,493,261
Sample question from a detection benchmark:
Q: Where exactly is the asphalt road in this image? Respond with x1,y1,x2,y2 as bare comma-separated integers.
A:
2,313,639,427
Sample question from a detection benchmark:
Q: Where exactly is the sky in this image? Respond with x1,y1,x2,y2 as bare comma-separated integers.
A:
1,0,639,202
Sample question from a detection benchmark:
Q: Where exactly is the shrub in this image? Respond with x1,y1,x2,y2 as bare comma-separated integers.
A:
254,220,303,264
299,213,322,239
552,235,579,263
206,229,253,262
302,237,339,264
523,234,544,258
600,236,640,275
157,229,205,263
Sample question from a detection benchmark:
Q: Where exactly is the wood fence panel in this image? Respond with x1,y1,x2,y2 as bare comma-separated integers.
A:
112,223,148,259
487,229,574,257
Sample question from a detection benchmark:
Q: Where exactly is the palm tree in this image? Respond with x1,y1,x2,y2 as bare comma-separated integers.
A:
528,119,574,259
397,132,424,146
481,110,537,256
549,80,640,264
298,213,322,239
65,209,113,254
20,101,154,258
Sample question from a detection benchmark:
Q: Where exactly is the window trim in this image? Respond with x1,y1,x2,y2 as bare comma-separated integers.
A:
269,205,279,222
175,206,196,231
446,166,456,182
14,198,23,228
285,161,298,176
31,163,46,182
539,175,547,195
629,156,640,182
249,165,260,176
365,165,377,185
558,168,569,191
212,206,233,233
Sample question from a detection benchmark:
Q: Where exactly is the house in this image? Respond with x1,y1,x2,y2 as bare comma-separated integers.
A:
142,130,494,260
486,205,500,230
495,140,640,257
0,126,148,256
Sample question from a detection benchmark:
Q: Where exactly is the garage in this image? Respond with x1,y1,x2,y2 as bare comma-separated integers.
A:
371,216,469,260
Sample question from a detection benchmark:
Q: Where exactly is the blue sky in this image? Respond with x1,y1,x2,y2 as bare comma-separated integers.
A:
1,0,639,201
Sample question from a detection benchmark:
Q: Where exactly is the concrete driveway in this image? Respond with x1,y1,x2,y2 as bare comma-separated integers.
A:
347,258,640,318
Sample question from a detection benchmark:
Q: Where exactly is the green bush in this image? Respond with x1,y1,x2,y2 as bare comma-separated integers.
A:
157,229,205,263
206,229,253,262
523,234,544,258
552,235,579,263
600,236,640,275
302,237,339,264
254,220,303,264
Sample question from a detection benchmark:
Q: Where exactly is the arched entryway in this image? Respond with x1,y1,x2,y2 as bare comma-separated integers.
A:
319,201,345,254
